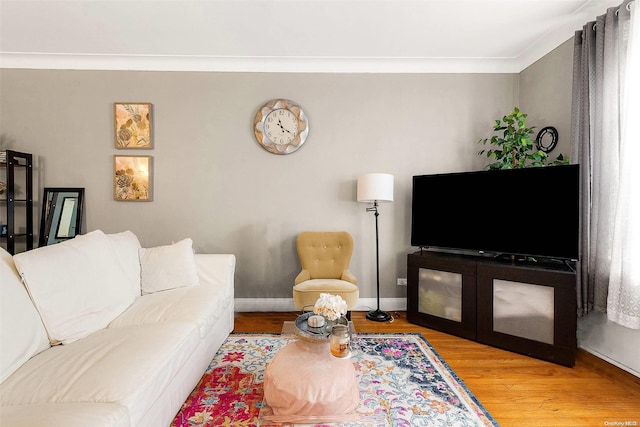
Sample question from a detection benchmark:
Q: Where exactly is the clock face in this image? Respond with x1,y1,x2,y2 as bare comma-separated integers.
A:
254,99,309,155
264,109,299,146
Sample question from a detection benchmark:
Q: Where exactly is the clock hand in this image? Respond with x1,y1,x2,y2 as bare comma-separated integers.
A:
277,119,294,135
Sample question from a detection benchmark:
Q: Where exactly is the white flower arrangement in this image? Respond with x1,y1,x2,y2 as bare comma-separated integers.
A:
313,293,348,321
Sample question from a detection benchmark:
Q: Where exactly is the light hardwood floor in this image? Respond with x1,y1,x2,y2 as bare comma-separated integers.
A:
233,311,640,427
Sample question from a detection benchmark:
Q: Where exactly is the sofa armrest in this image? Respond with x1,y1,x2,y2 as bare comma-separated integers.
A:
194,254,236,292
341,269,358,285
294,269,311,285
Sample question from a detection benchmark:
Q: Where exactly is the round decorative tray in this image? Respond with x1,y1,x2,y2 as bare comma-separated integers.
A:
294,312,348,343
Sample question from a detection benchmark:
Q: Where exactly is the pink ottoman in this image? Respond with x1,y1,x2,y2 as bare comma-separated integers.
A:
263,340,359,416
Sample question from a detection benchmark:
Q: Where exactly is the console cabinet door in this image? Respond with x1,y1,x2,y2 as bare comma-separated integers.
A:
476,263,577,367
407,252,477,341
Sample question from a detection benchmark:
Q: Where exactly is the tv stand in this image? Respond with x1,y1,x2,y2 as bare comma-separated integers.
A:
407,250,577,367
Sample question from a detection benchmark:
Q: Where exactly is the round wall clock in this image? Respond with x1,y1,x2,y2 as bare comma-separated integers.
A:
535,126,558,153
253,99,310,155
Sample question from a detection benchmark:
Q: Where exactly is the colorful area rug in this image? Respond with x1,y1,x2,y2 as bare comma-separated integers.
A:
171,333,498,426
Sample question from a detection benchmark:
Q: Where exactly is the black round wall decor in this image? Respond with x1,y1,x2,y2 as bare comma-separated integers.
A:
536,126,558,153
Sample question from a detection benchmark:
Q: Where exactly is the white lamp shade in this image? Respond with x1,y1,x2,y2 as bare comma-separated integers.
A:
357,173,394,203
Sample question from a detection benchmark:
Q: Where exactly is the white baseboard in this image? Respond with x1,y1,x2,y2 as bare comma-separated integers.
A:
578,345,640,378
234,297,407,312
234,298,298,312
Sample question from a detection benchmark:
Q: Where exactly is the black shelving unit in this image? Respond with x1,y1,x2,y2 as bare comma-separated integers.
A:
1,150,34,254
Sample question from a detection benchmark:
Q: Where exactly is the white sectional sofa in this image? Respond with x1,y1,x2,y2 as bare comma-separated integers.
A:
0,230,236,427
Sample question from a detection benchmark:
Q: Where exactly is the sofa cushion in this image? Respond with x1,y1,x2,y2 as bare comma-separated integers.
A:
0,248,50,383
107,230,142,298
109,283,229,339
0,402,130,427
12,230,135,345
0,322,199,426
139,238,199,294
193,254,236,295
109,254,235,338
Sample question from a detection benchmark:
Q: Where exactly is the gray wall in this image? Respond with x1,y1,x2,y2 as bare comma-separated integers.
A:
0,70,518,302
519,39,574,161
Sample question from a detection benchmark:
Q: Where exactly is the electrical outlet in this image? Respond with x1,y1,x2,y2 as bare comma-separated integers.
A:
397,278,407,286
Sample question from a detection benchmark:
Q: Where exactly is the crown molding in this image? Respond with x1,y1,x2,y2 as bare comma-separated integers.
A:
0,52,523,74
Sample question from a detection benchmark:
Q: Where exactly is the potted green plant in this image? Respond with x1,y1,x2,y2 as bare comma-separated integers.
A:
478,107,568,169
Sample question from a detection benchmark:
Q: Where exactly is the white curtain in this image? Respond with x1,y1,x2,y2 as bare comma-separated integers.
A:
572,0,640,329
608,1,640,329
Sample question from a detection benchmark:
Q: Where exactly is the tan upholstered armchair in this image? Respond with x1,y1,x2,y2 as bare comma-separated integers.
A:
293,231,359,312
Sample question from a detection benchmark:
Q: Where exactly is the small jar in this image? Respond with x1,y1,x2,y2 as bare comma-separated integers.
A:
330,324,351,358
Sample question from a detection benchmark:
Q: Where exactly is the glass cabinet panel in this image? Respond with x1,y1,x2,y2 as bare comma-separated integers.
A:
492,279,554,345
418,268,462,322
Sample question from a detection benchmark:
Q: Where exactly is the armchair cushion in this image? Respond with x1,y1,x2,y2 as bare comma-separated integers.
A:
340,269,357,285
293,279,359,311
294,269,311,286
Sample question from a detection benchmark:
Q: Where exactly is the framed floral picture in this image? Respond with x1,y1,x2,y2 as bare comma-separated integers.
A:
113,155,153,201
114,102,152,149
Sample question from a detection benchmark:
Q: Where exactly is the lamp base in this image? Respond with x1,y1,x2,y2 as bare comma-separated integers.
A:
366,308,392,322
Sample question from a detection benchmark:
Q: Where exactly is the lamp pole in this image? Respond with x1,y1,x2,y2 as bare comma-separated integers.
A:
366,200,391,322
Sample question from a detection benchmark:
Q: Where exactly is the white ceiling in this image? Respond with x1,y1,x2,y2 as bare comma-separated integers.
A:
0,0,623,73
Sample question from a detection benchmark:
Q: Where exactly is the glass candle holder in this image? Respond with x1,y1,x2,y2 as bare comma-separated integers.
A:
330,324,351,358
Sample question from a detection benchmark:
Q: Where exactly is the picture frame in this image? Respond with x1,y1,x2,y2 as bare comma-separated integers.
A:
114,102,153,149
113,155,153,202
39,188,85,246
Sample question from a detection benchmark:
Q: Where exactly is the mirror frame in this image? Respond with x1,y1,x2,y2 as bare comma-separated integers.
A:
39,187,85,247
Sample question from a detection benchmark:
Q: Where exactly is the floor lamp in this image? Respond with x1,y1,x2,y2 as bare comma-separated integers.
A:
357,173,393,322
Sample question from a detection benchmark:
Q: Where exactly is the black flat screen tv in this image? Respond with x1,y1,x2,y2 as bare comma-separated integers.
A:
411,164,579,260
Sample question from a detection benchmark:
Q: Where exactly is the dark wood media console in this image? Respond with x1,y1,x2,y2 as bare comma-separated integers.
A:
407,250,577,367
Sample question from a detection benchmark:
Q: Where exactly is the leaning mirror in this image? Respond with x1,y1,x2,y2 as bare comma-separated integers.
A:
39,188,85,246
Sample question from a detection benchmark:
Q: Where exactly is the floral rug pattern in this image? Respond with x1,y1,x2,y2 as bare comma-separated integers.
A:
171,333,498,427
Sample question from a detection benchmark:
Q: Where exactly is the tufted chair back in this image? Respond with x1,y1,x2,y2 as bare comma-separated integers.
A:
296,231,355,282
